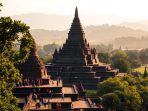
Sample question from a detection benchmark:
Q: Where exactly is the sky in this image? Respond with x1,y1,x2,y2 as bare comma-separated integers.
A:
1,0,148,20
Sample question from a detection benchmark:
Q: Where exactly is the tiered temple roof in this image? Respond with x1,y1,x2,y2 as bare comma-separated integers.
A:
47,7,119,89
17,38,47,79
52,7,99,65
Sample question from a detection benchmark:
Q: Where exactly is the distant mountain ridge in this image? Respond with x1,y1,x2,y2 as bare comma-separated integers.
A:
120,20,148,31
30,25,148,46
11,13,148,46
11,13,137,30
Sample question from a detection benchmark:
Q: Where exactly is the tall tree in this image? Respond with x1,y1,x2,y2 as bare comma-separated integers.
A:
143,67,148,78
102,93,120,111
111,50,130,73
0,3,33,110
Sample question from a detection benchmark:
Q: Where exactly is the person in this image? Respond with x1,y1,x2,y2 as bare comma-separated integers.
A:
39,97,43,104
50,91,53,99
39,101,42,108
46,88,49,94
59,103,61,110
27,78,29,85
57,80,58,86
33,88,36,93
61,93,64,100
43,98,47,107
71,103,73,108
56,103,60,110
52,80,54,86
23,79,26,86
48,99,51,109
40,79,43,85
36,102,39,109
33,93,37,102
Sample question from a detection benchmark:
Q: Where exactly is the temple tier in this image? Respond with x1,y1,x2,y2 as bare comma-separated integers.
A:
47,7,119,90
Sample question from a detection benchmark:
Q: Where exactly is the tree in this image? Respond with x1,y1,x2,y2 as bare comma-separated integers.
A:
97,78,128,96
125,50,141,68
0,17,33,63
102,93,120,111
0,3,33,110
143,67,148,78
95,44,113,53
111,50,130,73
140,88,148,111
0,56,21,111
99,52,111,64
43,43,59,54
97,76,142,111
140,49,148,64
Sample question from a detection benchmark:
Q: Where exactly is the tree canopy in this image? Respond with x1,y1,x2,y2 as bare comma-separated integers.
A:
111,50,130,73
0,3,33,110
97,75,148,111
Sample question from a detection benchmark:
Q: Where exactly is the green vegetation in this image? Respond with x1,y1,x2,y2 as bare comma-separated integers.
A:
94,44,148,72
111,50,130,73
134,65,146,73
85,90,98,96
144,67,148,78
96,75,148,111
0,3,33,110
38,43,59,64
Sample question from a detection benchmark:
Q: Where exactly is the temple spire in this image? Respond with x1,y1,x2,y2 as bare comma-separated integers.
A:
75,6,78,18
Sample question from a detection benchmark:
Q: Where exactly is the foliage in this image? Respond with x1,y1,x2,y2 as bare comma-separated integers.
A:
125,50,141,68
102,93,120,111
0,56,21,111
43,43,59,54
96,75,148,111
0,3,33,110
85,90,98,97
134,65,146,74
99,52,111,64
97,78,128,96
140,49,148,64
144,67,148,78
0,17,33,64
38,43,59,63
93,44,113,53
111,50,130,72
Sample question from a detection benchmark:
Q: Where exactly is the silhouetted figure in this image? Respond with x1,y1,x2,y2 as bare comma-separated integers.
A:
33,93,37,102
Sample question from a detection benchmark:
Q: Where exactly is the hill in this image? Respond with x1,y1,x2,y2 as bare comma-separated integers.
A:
120,20,148,31
11,13,133,30
30,24,148,46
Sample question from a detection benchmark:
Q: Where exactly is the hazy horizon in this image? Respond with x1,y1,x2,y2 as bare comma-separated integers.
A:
1,0,148,23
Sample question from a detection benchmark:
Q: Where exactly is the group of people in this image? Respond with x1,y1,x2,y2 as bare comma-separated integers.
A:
32,88,65,110
15,76,62,87
32,92,51,109
15,78,44,87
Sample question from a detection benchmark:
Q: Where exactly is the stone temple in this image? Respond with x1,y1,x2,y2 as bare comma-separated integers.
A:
13,7,119,110
46,7,119,90
14,36,104,111
17,38,48,80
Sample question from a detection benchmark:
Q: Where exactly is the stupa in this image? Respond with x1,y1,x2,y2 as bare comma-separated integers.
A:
46,7,119,89
17,38,47,79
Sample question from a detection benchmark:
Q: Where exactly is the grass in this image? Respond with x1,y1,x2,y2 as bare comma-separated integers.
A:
86,90,98,96
133,65,148,74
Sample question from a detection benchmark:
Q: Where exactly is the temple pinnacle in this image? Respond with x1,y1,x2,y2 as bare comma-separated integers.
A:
75,6,78,18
